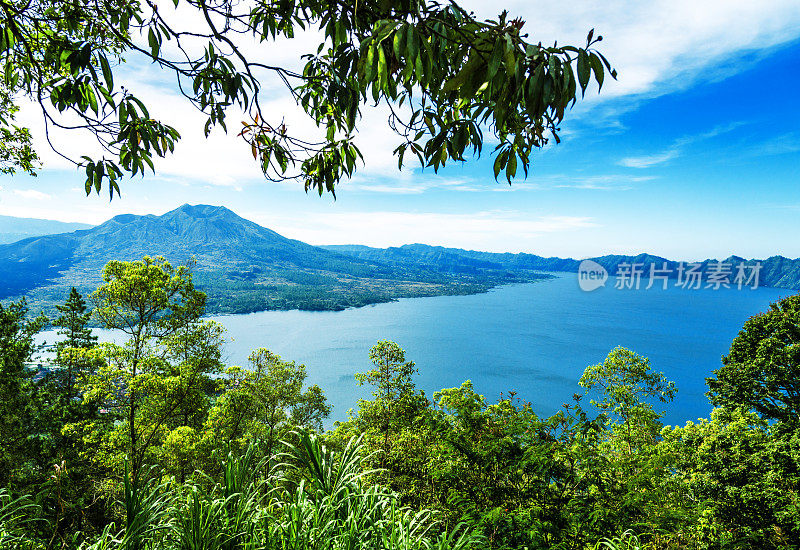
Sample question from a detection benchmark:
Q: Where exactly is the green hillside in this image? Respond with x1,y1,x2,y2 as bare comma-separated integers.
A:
325,244,800,290
0,205,545,315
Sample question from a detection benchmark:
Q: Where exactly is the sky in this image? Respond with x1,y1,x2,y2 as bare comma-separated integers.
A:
1,0,799,260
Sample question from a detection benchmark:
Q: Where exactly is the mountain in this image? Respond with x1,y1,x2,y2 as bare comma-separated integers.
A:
324,244,800,291
7,204,792,318
0,205,543,315
325,244,582,273
0,214,93,244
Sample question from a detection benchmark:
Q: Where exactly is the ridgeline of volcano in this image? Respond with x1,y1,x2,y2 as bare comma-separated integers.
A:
0,204,542,315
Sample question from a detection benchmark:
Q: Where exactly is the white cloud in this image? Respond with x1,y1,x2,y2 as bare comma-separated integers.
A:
469,173,657,192
12,189,52,200
459,0,800,101
619,122,746,168
13,1,800,188
619,150,679,169
248,209,598,252
750,133,800,156
343,174,483,194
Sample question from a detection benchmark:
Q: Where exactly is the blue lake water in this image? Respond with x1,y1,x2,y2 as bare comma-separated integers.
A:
206,275,790,427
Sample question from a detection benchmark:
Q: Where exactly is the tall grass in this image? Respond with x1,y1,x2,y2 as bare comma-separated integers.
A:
57,430,481,550
595,529,643,550
0,489,41,549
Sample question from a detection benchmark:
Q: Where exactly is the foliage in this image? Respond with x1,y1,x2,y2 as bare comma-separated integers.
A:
0,0,613,196
353,340,424,462
0,298,46,486
91,257,206,340
2,268,800,548
0,86,38,176
661,408,800,548
69,324,225,488
53,287,98,401
27,289,103,544
580,347,676,451
6,434,485,549
0,489,40,549
203,348,330,462
337,343,633,549
82,256,207,482
707,293,800,427
594,529,642,550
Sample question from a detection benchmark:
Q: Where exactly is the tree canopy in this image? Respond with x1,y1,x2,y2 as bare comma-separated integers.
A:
0,0,614,197
707,293,800,427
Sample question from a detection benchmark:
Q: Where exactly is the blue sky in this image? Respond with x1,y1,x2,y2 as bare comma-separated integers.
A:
1,0,799,259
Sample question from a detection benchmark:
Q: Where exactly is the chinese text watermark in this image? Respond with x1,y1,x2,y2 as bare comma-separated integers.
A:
578,261,762,292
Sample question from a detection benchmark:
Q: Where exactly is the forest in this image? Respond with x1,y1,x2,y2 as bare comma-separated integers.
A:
0,256,797,550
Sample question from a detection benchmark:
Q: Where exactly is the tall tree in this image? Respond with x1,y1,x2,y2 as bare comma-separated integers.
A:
53,287,98,401
204,348,330,462
707,293,800,427
0,0,613,196
86,256,206,480
579,346,676,454
0,299,46,484
355,340,422,465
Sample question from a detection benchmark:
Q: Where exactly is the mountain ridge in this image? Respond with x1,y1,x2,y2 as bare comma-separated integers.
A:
3,204,796,318
0,204,541,315
0,214,93,244
323,244,800,290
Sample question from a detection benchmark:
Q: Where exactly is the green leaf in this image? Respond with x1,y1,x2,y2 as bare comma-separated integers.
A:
148,28,159,58
87,87,98,114
590,53,604,90
503,36,516,76
493,152,504,180
377,46,388,89
392,28,404,61
99,55,114,90
506,151,517,182
577,51,590,95
488,40,504,80
364,44,377,84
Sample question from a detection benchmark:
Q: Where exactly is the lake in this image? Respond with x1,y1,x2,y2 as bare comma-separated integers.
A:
35,274,789,427
206,274,789,427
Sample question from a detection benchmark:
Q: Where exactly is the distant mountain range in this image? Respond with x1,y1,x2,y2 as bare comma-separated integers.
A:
0,215,93,244
324,244,800,291
0,205,541,315
0,205,796,317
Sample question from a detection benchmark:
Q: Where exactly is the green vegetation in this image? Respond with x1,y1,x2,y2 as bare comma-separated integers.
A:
0,205,549,318
327,244,800,292
5,206,800,321
1,257,799,549
0,0,612,196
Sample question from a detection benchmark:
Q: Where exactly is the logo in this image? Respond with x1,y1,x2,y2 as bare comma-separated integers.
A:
578,260,608,292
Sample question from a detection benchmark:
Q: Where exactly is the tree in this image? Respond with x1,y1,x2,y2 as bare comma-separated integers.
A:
203,348,330,462
53,287,98,402
0,0,613,196
85,256,206,481
0,86,38,176
579,347,676,454
661,407,800,548
0,299,46,484
354,340,423,465
136,319,226,482
707,293,800,427
333,344,614,549
358,340,418,403
26,288,102,541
